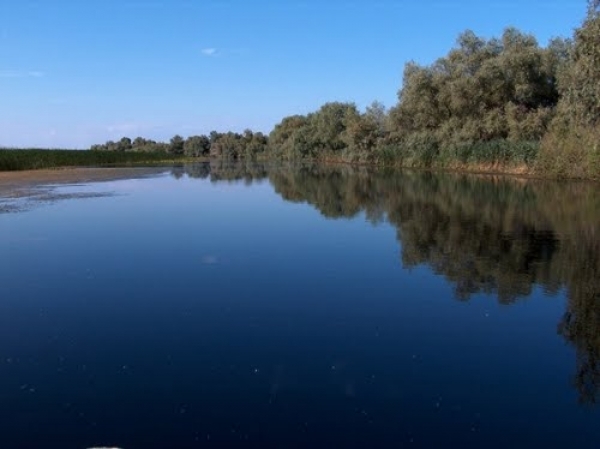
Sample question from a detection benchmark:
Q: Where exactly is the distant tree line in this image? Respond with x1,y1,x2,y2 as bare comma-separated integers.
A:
91,130,269,159
91,1,600,178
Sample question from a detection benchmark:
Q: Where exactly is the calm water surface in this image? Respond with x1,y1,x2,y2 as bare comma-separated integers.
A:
1,162,600,448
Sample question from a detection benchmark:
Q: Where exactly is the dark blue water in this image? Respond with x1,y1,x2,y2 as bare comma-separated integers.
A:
1,163,599,448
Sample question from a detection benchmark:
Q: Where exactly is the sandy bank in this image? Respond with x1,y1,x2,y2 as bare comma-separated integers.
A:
0,166,169,196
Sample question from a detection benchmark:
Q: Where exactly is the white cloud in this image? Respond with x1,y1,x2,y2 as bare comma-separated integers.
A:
201,48,217,56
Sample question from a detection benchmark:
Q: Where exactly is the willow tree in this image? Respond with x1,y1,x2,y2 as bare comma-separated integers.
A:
558,1,600,126
390,28,564,149
538,0,600,178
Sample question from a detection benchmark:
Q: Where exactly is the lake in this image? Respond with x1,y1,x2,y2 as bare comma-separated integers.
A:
1,162,600,448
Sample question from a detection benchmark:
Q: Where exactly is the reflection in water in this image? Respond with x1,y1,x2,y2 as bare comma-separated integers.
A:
179,161,600,405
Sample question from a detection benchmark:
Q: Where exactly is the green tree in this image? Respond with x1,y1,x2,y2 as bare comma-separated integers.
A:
210,132,245,159
558,2,600,127
184,135,210,157
132,137,159,152
365,101,388,135
245,131,268,158
537,1,600,178
116,137,132,152
269,115,312,159
169,135,185,155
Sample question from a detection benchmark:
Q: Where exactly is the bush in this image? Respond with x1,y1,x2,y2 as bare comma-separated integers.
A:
401,132,440,167
537,126,600,179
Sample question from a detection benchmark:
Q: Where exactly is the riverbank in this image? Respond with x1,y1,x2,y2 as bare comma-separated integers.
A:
0,166,170,194
1,149,597,181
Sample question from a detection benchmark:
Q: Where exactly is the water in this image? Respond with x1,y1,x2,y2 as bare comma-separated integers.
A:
1,162,599,448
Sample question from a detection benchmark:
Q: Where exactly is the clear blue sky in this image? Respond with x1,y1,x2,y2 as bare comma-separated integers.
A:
0,0,586,148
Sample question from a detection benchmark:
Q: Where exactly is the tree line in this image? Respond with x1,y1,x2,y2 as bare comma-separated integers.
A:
92,1,600,178
91,130,269,159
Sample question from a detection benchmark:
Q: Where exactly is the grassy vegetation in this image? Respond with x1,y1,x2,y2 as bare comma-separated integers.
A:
368,139,540,172
536,126,600,179
0,149,189,172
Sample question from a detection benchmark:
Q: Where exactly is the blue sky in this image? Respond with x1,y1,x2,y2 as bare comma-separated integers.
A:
0,0,586,148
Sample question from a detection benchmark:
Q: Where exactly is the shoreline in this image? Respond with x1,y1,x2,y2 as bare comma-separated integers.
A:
1,158,598,185
298,158,600,182
0,166,172,196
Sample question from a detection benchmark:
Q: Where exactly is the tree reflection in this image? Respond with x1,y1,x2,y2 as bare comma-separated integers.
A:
175,162,600,405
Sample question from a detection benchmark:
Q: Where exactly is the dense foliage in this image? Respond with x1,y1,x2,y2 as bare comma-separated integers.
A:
537,1,600,178
265,27,570,169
